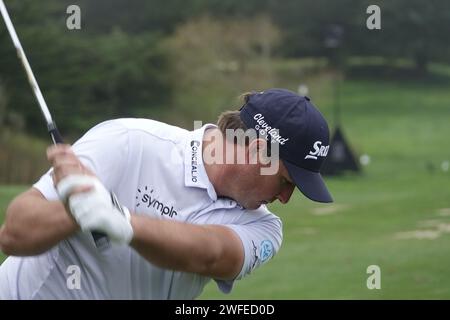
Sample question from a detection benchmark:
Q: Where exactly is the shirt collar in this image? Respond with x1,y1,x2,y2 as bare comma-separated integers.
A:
184,124,218,201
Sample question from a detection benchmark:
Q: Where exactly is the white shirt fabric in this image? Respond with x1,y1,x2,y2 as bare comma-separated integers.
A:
0,118,283,300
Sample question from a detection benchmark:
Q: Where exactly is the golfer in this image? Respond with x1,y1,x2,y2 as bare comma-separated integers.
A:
0,88,332,299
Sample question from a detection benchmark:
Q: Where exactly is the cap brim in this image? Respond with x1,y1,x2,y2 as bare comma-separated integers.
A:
284,160,333,203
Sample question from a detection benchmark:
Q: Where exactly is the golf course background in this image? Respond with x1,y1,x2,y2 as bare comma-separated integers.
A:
1,60,449,299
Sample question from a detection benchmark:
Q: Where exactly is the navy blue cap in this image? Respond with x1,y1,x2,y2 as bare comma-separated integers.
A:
239,88,333,203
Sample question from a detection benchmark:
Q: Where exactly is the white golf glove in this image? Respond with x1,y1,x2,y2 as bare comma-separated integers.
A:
57,174,134,244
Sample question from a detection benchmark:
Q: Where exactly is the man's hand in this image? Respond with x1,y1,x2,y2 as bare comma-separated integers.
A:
47,144,94,190
48,145,133,244
47,144,96,206
57,175,134,244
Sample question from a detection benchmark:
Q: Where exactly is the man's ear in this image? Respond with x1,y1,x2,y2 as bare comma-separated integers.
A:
247,138,268,164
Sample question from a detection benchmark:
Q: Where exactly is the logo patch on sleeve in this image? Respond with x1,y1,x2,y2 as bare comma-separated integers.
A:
259,240,274,262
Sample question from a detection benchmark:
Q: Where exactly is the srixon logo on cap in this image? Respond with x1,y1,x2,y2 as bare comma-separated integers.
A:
305,141,329,160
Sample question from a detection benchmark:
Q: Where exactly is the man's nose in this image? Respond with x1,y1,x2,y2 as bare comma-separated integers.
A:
277,184,295,204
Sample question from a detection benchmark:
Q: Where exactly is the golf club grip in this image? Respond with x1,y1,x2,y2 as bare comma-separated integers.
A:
49,126,64,144
48,124,109,248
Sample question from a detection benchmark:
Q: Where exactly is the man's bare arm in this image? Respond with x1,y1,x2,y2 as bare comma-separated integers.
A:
130,214,244,280
0,186,244,279
0,188,78,256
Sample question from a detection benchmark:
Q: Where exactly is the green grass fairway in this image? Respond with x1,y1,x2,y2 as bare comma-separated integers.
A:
1,69,449,299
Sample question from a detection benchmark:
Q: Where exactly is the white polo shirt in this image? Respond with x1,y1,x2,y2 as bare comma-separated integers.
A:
0,118,283,299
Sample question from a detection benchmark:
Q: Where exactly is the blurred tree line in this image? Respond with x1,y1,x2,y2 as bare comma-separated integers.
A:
0,0,449,138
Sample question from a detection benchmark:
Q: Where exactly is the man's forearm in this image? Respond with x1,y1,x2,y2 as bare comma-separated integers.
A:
0,188,78,256
130,214,243,280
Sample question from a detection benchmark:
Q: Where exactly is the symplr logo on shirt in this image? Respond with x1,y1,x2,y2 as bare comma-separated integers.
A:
136,186,178,218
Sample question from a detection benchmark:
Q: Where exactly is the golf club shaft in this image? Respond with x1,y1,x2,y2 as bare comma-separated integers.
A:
0,0,53,126
0,0,108,248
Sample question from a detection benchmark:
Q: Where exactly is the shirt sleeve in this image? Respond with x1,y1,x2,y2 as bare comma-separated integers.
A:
215,210,283,293
33,120,130,199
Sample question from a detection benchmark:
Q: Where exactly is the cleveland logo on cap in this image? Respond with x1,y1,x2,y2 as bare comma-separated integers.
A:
304,141,329,160
253,113,289,145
